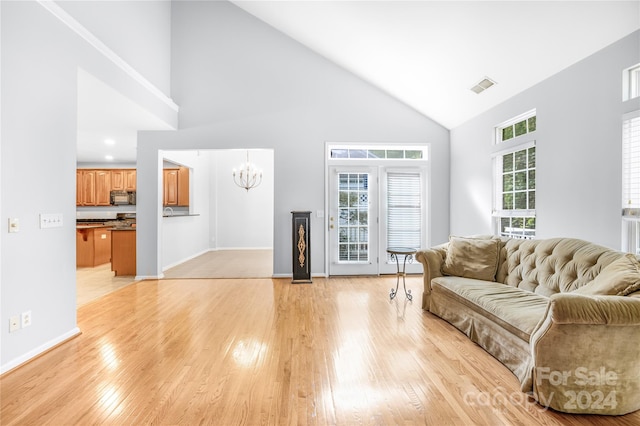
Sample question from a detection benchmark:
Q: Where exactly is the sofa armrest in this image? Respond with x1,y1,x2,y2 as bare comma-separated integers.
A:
415,245,447,310
541,292,640,325
529,293,640,415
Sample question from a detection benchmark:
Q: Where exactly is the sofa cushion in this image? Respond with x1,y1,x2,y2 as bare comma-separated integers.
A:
573,253,640,296
431,276,549,342
442,236,500,281
496,237,624,296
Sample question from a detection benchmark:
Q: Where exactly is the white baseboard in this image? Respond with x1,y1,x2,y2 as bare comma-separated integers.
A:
271,273,291,278
161,248,211,272
214,247,273,251
0,327,81,375
135,274,164,280
271,273,328,279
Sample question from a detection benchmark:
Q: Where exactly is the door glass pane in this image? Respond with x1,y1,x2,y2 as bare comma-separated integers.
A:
387,172,422,253
338,173,369,262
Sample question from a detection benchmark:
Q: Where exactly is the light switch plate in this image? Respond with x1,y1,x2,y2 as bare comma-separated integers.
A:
40,213,63,229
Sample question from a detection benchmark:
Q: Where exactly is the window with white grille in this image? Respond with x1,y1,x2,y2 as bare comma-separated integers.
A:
623,110,640,254
493,110,537,239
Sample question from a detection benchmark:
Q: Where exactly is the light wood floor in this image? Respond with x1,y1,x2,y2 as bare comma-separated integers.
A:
77,250,273,306
163,249,273,279
76,263,136,306
2,276,637,425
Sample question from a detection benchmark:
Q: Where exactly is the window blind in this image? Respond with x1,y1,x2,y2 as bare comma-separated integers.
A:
623,111,640,212
387,172,422,249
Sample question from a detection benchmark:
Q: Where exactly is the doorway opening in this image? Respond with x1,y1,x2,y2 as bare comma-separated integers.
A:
75,69,174,306
159,149,274,279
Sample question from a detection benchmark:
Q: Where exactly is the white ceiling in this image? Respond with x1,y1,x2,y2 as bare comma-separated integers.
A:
77,1,640,163
233,0,640,128
77,69,173,163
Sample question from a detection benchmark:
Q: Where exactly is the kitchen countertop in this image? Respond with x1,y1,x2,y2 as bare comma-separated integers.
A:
76,224,113,230
77,224,136,230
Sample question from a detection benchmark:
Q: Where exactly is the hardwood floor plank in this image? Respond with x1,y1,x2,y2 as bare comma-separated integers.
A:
2,276,639,425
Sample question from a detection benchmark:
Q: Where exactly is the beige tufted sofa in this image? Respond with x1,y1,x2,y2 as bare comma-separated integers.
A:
416,236,640,415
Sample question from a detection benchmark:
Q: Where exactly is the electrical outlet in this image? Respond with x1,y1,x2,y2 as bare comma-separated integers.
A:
8,218,19,233
21,311,32,328
9,316,20,333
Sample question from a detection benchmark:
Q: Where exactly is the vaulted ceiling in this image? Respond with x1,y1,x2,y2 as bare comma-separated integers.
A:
233,1,640,129
77,1,640,162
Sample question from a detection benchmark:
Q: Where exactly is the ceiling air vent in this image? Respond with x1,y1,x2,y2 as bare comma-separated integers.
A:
471,77,497,94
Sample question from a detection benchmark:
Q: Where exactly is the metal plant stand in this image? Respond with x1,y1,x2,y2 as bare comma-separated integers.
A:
387,247,417,301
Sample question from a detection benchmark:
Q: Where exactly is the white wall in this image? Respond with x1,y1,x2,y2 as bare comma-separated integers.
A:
57,0,172,94
0,1,175,372
213,150,274,249
135,1,450,278
450,30,640,249
160,150,211,270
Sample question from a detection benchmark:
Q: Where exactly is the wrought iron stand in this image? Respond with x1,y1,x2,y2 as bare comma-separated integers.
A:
387,247,417,301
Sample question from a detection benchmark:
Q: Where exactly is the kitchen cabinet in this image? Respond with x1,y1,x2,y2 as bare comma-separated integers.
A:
111,229,136,276
76,170,83,205
163,167,189,207
77,168,136,206
163,169,179,206
95,170,111,206
111,169,136,191
76,226,112,267
77,170,96,206
124,169,136,191
111,170,125,191
178,166,189,206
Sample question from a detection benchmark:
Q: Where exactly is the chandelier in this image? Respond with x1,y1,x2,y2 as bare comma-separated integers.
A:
232,150,263,192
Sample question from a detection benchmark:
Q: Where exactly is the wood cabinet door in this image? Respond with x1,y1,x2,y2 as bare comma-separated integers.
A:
177,167,190,206
76,170,83,206
111,170,125,191
95,170,112,206
125,170,137,191
82,170,96,206
163,169,178,206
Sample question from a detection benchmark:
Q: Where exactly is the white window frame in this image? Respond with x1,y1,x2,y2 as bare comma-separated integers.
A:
495,108,537,144
622,110,640,254
493,110,537,239
623,63,640,101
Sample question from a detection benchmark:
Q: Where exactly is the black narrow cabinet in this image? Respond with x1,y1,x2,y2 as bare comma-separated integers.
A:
291,211,312,283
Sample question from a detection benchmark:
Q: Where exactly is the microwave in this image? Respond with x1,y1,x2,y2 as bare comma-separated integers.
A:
110,191,136,205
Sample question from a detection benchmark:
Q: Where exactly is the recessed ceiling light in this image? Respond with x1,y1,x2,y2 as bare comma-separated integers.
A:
471,77,497,94
104,139,115,145
105,155,114,160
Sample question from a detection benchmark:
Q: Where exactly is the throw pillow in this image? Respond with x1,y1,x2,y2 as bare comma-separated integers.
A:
442,236,500,281
573,254,640,296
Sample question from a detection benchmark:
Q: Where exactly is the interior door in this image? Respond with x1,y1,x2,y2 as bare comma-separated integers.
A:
328,167,379,275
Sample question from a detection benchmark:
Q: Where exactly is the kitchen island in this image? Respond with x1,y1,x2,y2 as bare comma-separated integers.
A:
111,228,136,276
76,225,112,267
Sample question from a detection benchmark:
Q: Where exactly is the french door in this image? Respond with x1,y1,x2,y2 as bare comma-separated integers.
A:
328,167,379,275
328,166,426,276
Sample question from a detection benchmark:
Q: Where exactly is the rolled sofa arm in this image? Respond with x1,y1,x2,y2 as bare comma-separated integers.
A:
415,245,447,310
529,293,640,415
